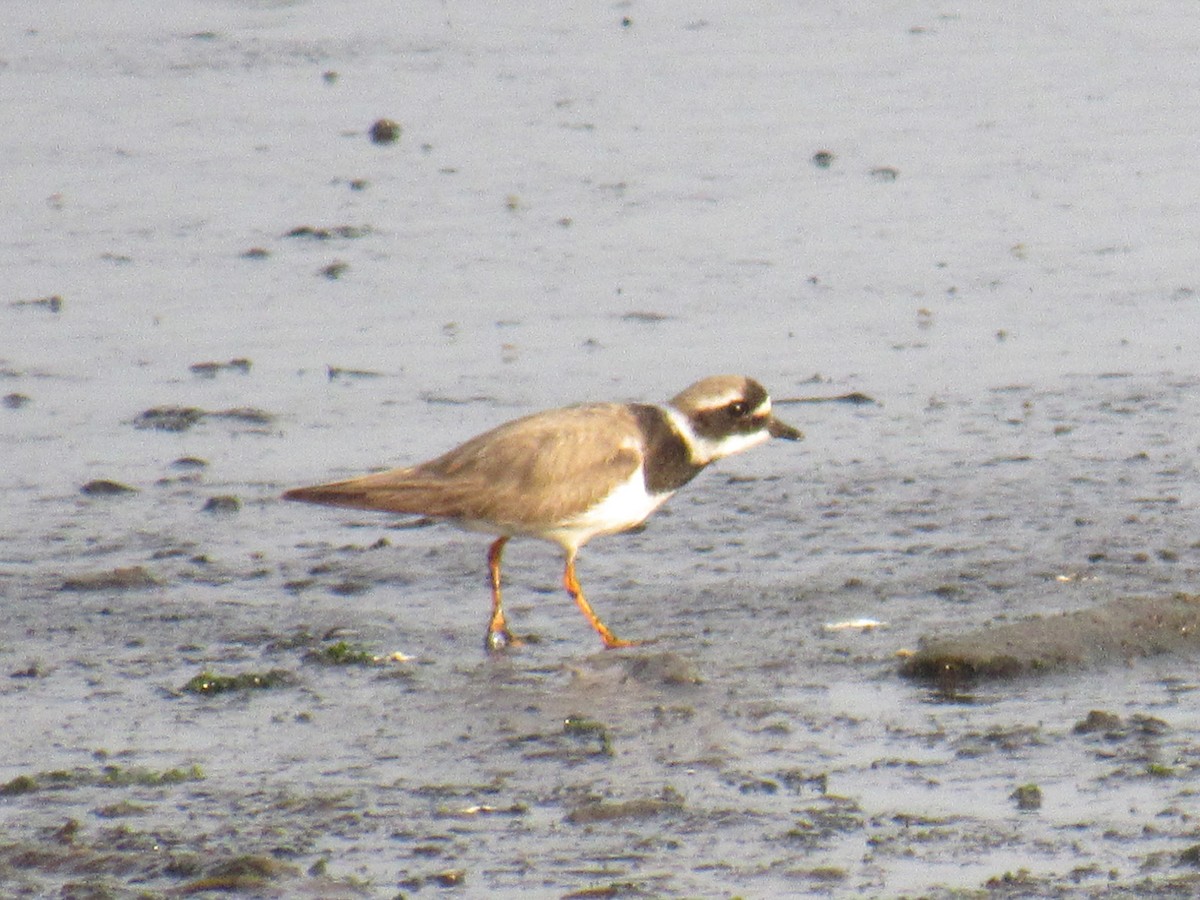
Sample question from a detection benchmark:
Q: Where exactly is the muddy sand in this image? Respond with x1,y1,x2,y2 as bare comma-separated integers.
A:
4,2,1200,897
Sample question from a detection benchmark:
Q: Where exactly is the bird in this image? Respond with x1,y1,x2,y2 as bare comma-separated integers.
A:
283,374,802,651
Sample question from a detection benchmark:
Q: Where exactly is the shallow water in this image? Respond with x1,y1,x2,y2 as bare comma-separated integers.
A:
3,2,1200,897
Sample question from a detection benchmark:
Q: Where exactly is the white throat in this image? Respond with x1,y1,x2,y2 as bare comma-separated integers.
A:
663,406,770,465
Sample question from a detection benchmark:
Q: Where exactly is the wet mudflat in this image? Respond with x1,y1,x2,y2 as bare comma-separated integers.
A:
4,2,1200,897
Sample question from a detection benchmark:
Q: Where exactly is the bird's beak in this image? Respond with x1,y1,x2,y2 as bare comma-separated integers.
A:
767,416,803,441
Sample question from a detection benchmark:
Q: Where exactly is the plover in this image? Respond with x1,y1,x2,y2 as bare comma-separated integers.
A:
284,375,801,651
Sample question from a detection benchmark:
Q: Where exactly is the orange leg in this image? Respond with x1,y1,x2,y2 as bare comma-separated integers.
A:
484,536,521,652
563,550,636,649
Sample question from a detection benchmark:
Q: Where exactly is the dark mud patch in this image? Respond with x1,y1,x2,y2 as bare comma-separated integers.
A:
189,357,252,378
80,479,139,496
60,565,161,592
326,365,385,380
900,593,1200,687
284,224,373,240
775,390,878,406
565,651,703,688
565,791,684,824
132,405,274,432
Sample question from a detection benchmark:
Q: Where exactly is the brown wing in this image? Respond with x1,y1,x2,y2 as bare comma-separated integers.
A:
282,403,645,532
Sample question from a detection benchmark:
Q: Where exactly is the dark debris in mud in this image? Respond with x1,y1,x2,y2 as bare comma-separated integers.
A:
284,224,373,240
79,479,139,496
132,405,275,432
201,494,242,514
189,357,252,378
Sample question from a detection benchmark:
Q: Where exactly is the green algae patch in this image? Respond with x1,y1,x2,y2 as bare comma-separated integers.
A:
181,668,296,695
563,715,615,757
900,593,1200,688
1,764,205,795
305,639,379,666
0,774,39,796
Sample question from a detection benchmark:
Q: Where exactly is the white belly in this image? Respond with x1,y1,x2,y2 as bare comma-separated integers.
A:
546,467,672,551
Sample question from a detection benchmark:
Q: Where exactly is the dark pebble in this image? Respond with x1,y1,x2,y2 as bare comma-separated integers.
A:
368,118,402,144
80,479,138,496
202,496,241,514
3,393,31,409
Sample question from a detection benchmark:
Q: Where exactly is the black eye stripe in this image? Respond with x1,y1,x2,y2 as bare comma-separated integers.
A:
691,403,768,439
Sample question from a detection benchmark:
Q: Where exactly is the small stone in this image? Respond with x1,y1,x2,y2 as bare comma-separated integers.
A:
812,150,835,168
3,393,31,409
202,496,241,514
369,118,402,145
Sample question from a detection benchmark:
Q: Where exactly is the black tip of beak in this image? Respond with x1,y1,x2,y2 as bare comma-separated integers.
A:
768,417,803,441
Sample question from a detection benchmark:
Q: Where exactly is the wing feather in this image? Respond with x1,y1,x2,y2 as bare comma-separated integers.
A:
283,403,645,532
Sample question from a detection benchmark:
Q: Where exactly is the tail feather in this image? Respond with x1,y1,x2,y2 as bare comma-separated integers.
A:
282,473,475,518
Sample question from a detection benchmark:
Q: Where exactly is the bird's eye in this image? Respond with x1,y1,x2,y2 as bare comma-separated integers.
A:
727,400,749,417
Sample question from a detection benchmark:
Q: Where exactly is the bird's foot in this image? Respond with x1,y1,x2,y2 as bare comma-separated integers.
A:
601,634,656,650
485,627,526,653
